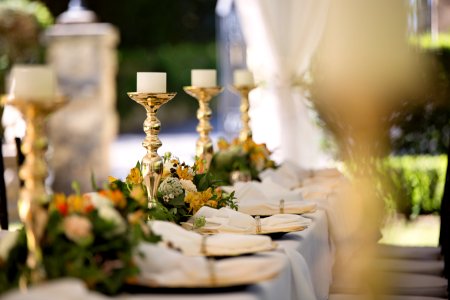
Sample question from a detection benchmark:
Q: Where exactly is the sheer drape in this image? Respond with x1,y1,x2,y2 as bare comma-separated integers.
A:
234,0,329,167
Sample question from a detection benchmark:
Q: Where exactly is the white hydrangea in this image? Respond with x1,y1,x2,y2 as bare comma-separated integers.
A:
158,177,184,202
98,205,126,236
0,230,19,261
180,179,197,193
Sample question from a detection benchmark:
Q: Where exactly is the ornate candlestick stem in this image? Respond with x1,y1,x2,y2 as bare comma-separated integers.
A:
184,86,223,168
3,96,65,284
127,92,176,206
231,85,256,142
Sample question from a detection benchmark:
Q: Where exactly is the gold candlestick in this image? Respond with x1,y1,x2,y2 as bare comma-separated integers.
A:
184,86,223,168
3,95,66,284
127,92,176,206
231,85,256,142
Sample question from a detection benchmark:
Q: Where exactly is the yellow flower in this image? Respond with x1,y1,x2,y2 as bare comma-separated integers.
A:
67,194,85,213
126,167,142,185
130,185,147,206
108,176,118,183
194,157,207,174
217,138,230,150
242,138,256,153
176,165,194,180
184,188,213,213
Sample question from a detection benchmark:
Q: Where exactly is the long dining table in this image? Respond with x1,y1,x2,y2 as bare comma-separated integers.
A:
116,209,333,300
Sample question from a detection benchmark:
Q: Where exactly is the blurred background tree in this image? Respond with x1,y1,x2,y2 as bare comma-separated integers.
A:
41,0,218,133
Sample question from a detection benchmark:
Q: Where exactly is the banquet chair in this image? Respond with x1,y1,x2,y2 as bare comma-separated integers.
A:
330,148,450,299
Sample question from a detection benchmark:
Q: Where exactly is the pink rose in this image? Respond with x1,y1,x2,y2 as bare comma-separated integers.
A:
63,215,92,244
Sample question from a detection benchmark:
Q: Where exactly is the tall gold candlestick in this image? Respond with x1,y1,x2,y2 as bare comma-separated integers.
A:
184,86,223,168
127,92,176,206
3,95,65,284
231,85,256,142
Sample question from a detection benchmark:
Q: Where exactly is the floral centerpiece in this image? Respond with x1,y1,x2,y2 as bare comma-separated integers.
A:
110,153,237,224
0,184,159,295
209,137,276,185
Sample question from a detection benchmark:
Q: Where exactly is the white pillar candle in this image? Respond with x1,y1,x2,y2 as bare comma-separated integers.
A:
137,72,166,93
191,69,216,87
233,69,254,86
9,65,56,100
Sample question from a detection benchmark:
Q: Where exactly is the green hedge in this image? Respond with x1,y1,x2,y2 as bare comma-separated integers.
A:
379,155,447,218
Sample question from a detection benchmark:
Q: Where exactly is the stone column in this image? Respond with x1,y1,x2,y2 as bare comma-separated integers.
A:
44,23,119,193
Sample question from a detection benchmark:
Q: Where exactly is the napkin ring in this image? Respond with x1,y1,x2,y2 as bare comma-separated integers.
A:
201,235,208,256
255,216,261,234
279,199,285,214
208,258,217,286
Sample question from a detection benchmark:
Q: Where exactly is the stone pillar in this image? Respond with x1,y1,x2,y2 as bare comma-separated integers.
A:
44,23,119,193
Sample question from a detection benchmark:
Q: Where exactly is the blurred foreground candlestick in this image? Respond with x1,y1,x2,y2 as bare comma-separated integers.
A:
128,72,176,206
231,69,256,141
185,69,223,169
3,65,65,284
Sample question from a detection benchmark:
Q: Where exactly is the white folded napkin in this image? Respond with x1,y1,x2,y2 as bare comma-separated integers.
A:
134,242,285,287
259,161,312,189
232,179,316,215
311,167,343,179
235,179,302,202
1,279,107,300
149,220,274,256
295,185,331,200
301,176,345,189
183,206,311,234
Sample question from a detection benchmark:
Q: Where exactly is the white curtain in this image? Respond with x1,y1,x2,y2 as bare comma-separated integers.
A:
234,0,329,168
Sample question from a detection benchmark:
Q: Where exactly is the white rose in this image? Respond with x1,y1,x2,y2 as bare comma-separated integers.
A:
84,192,112,208
98,205,126,236
0,230,19,261
180,179,197,193
63,215,92,245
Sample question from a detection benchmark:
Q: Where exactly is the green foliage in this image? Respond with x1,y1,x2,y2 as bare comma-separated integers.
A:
0,0,53,28
377,155,447,218
209,138,277,185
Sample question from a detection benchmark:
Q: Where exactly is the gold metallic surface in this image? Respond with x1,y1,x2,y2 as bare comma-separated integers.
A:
3,95,66,284
231,85,256,142
183,86,223,168
127,92,176,206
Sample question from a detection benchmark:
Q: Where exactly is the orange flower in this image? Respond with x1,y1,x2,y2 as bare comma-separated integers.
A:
127,210,144,224
99,189,127,209
130,185,147,206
